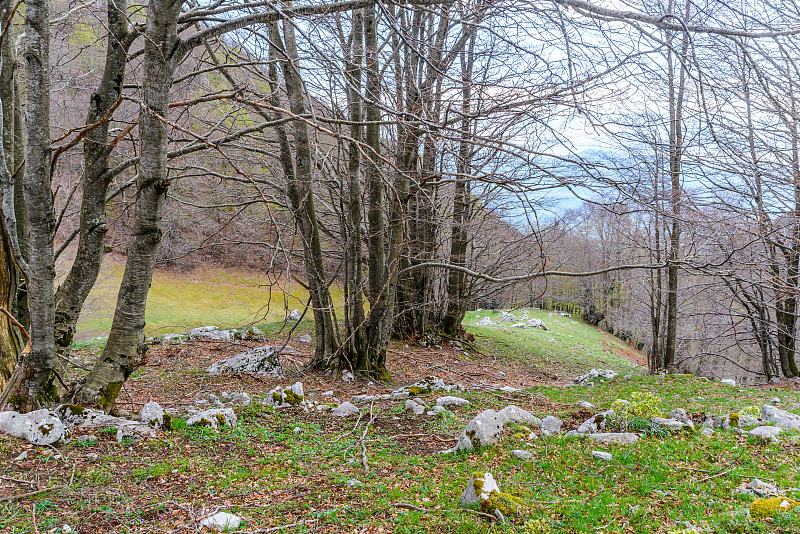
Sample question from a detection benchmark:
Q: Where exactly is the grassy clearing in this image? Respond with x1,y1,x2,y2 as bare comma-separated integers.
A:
72,256,343,340
464,308,644,377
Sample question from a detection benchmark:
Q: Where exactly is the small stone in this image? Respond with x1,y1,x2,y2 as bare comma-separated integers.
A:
13,451,27,462
435,396,469,407
588,432,639,446
298,334,312,343
200,511,242,531
499,386,520,393
342,370,355,383
405,399,425,415
293,427,302,433
208,346,284,378
511,449,533,460
746,478,779,497
720,378,736,386
332,402,360,417
578,401,595,409
186,408,237,430
86,453,99,462
287,309,302,321
591,450,613,461
140,401,170,429
540,416,563,436
701,428,714,438
322,390,334,397
770,397,781,405
346,479,363,487
61,524,73,533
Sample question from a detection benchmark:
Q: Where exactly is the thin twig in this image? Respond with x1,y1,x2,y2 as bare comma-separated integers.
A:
0,486,62,503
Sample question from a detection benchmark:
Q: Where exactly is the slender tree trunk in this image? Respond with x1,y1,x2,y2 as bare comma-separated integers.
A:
54,0,132,357
17,0,56,409
359,1,390,378
271,19,340,371
342,10,369,361
663,0,690,373
441,29,476,337
73,0,182,410
0,0,23,386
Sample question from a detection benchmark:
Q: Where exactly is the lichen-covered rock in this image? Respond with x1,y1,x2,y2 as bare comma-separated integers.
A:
208,345,284,378
587,432,639,446
436,396,469,408
444,405,540,453
189,326,234,342
573,369,618,385
0,409,70,446
267,382,305,407
540,416,563,436
475,317,494,326
140,401,171,430
749,426,782,442
236,325,265,341
750,497,799,519
287,309,302,321
405,399,425,415
186,408,237,430
761,405,800,429
298,334,312,343
200,511,242,531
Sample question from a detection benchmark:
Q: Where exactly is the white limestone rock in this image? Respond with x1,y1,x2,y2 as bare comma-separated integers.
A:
405,399,425,415
749,426,782,442
588,432,639,446
436,396,469,408
200,512,242,531
574,369,618,385
332,402,360,417
140,401,171,429
444,405,540,453
186,408,237,430
287,309,302,321
540,416,563,436
207,346,284,378
720,378,736,386
591,450,613,461
500,311,516,322
476,317,494,326
189,326,234,342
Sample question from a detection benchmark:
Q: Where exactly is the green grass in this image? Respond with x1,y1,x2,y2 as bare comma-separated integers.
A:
464,308,643,376
71,257,343,340
6,290,800,532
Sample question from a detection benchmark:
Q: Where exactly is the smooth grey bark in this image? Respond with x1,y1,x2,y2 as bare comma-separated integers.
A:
270,18,340,371
0,0,24,390
341,10,369,362
54,0,134,358
359,1,390,378
73,0,182,410
663,0,690,373
16,0,56,409
441,29,476,337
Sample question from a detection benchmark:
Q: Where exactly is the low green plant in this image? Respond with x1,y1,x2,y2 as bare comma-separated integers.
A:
610,391,663,430
740,406,760,418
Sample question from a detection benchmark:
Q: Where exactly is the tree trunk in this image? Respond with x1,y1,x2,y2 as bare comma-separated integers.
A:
342,10,369,362
270,19,340,371
441,29,476,338
663,0,690,373
17,0,56,409
359,1,390,379
54,0,132,357
73,0,182,410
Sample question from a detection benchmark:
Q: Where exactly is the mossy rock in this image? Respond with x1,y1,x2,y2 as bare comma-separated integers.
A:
407,386,430,396
750,497,800,519
481,490,524,516
282,389,304,405
729,413,740,428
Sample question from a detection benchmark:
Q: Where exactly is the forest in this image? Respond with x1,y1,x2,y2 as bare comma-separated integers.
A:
1,0,800,531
